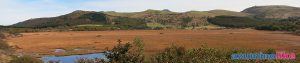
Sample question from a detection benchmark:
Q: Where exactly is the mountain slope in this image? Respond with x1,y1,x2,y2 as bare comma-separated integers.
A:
242,5,300,19
104,9,250,27
12,10,109,28
12,9,250,28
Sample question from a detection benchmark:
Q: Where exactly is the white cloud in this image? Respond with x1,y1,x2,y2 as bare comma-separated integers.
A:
0,0,300,25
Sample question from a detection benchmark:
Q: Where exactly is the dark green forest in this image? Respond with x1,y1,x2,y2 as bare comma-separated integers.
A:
208,16,263,28
208,16,300,32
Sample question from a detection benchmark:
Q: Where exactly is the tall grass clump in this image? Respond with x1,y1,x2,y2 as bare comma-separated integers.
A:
47,60,60,63
295,30,300,35
0,35,12,63
0,32,11,51
10,55,42,63
6,28,23,37
76,58,103,63
0,32,13,63
0,39,11,51
0,32,5,39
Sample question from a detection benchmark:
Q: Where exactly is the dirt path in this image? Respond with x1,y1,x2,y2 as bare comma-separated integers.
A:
6,29,300,55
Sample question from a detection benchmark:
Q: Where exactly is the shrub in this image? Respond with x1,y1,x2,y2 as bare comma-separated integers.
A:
296,30,300,35
7,28,23,37
151,46,232,63
146,23,165,30
47,60,60,63
153,27,164,30
0,54,11,63
0,37,13,63
76,58,103,63
152,46,297,63
0,32,5,39
75,37,145,63
76,39,299,63
72,26,112,31
104,37,144,63
0,40,10,51
10,55,42,63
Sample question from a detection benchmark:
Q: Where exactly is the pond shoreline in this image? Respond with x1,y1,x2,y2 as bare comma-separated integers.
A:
41,52,106,63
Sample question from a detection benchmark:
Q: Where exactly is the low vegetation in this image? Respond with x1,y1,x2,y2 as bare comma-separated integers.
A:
0,32,43,63
9,55,42,63
0,40,11,51
0,32,5,39
72,26,113,31
0,32,13,51
1,35,299,63
77,37,145,63
152,47,299,63
0,39,12,63
146,23,165,30
0,32,11,63
75,38,299,63
296,30,300,35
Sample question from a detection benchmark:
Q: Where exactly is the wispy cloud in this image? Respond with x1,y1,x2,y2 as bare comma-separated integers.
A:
0,0,300,25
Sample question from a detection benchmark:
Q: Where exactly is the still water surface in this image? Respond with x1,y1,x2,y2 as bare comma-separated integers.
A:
42,53,106,63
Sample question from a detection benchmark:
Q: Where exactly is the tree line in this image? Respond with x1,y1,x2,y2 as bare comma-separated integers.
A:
208,16,300,33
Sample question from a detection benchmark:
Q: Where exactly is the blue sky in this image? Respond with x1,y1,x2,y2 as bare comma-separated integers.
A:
1,0,300,25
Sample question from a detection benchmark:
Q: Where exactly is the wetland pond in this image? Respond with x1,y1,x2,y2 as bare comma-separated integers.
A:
42,48,106,63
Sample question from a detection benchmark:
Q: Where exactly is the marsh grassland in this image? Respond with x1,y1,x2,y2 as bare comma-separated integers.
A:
6,29,300,56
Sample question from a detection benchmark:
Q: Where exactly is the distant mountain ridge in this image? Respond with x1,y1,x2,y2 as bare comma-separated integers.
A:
12,5,300,28
12,9,249,28
13,10,112,28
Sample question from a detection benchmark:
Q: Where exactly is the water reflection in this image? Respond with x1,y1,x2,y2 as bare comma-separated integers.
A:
42,53,105,63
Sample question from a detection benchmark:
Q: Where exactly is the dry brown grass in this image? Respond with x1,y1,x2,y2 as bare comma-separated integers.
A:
6,29,300,55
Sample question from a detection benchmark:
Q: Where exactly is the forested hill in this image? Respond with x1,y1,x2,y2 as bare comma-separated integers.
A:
11,9,249,28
